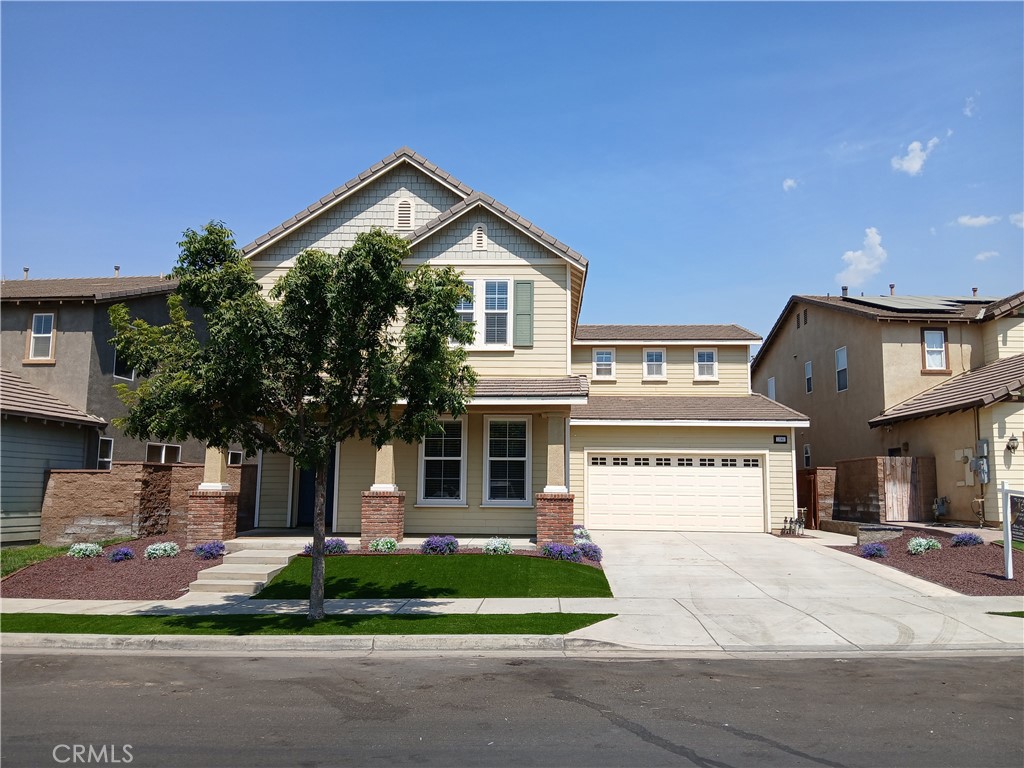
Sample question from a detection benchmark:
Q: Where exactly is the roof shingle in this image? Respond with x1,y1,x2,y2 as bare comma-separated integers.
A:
473,377,589,399
575,325,760,342
571,395,807,422
1,370,107,427
1,276,175,303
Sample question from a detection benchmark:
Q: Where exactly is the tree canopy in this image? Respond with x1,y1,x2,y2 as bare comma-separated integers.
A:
110,222,477,618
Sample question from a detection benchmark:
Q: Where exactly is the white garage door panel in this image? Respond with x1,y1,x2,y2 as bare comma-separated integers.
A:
587,455,765,532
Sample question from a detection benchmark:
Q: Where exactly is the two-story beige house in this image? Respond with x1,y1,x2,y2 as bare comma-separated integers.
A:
238,148,807,539
751,289,1024,525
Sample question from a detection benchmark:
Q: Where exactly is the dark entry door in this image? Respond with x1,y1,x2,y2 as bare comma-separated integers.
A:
296,450,336,528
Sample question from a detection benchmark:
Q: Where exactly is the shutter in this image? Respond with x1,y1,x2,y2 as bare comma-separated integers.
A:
513,280,534,347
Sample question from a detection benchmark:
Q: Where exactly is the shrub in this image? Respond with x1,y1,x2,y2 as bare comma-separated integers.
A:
860,542,888,559
907,536,942,555
144,542,181,560
577,540,603,563
368,537,398,553
421,535,459,555
193,541,226,560
302,538,349,556
950,532,984,548
541,542,583,563
572,525,592,541
108,547,135,563
67,543,103,559
483,537,513,555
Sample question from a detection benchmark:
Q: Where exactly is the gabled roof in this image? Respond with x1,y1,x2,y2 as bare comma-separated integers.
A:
752,289,1022,375
575,324,759,342
473,376,589,399
406,192,588,269
869,354,1024,427
239,147,475,259
0,370,107,427
571,394,808,424
1,276,175,304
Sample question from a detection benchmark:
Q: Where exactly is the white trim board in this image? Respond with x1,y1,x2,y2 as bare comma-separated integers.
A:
573,339,758,346
570,419,810,428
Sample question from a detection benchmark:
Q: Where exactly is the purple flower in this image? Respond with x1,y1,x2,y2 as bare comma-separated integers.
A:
108,547,135,563
577,541,603,563
420,535,459,555
541,542,583,563
193,541,226,560
950,532,984,547
303,538,349,556
860,542,888,558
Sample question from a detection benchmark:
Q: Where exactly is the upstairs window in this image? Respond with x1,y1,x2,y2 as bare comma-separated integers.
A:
694,348,718,380
113,344,135,381
923,329,948,371
643,348,666,380
835,346,849,392
767,376,776,400
804,361,813,394
30,313,55,360
395,198,414,230
456,281,475,326
484,280,509,345
803,444,812,468
472,223,487,250
593,349,615,379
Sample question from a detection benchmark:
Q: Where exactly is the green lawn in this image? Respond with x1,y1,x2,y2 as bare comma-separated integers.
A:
987,611,1024,619
0,612,614,636
254,554,613,599
994,540,1024,552
1,538,132,578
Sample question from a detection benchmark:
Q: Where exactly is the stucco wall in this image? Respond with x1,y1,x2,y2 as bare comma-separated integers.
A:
879,322,981,408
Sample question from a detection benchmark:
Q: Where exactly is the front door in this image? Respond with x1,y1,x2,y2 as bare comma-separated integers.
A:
296,449,336,529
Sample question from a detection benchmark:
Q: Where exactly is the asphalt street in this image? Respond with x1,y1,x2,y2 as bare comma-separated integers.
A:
2,653,1021,767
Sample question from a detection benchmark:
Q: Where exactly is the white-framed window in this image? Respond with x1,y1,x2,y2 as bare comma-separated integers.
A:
804,361,813,394
472,223,487,250
643,348,667,380
97,437,113,470
457,278,511,347
484,416,531,505
743,458,760,468
677,457,694,467
699,457,715,467
395,198,414,230
590,456,607,466
146,443,181,464
835,346,849,392
228,450,243,466
694,348,718,380
803,444,812,468
655,457,672,467
634,457,650,466
418,417,467,505
29,313,55,359
923,329,947,370
612,456,628,466
456,280,475,326
593,349,616,379
721,458,738,467
113,344,135,381
767,376,776,400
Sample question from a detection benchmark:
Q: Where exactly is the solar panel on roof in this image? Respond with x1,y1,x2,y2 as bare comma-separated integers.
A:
843,295,996,313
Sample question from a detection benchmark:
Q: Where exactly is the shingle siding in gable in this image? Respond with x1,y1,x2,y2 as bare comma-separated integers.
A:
250,167,462,291
409,210,564,263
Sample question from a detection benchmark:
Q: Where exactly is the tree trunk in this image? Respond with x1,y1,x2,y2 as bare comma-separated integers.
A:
307,462,328,621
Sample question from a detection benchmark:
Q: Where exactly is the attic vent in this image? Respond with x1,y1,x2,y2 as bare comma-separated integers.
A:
796,312,801,329
803,308,808,325
395,199,413,230
472,223,487,251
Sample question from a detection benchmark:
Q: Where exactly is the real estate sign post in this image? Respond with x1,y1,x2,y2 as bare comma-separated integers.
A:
1000,482,1023,580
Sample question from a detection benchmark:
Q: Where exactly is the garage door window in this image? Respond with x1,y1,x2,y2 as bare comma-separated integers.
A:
485,417,530,505
721,458,738,467
699,458,715,467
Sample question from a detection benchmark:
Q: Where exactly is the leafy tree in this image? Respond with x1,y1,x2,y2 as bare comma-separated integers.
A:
110,222,476,619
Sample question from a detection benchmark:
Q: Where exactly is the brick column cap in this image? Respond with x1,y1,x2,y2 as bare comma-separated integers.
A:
188,490,240,499
361,490,406,498
536,492,574,500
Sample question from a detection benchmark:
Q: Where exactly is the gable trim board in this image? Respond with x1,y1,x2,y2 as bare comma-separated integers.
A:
571,419,809,428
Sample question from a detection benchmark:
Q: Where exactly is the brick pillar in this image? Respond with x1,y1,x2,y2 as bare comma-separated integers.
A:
360,490,406,549
536,492,574,545
186,490,239,548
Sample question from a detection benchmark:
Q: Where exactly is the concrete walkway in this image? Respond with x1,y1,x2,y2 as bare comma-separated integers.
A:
2,531,1021,655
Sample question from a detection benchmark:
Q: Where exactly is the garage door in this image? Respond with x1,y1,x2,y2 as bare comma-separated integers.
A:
586,453,766,532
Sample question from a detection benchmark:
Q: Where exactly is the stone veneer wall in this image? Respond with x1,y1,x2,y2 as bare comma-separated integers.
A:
833,457,935,524
40,462,254,546
796,467,836,528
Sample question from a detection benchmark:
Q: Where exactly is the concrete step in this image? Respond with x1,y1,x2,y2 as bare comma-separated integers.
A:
223,550,297,566
187,578,265,594
225,537,310,553
199,563,287,581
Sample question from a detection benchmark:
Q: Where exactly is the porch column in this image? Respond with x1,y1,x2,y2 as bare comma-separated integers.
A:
537,412,574,544
199,446,231,491
189,447,237,547
361,443,405,548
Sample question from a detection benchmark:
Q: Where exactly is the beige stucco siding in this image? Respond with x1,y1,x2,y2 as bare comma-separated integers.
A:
572,345,751,396
249,167,463,291
983,317,1024,363
568,424,797,531
880,323,982,408
256,451,292,528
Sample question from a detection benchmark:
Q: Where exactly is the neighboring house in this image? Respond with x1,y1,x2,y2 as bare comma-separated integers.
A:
0,275,222,470
241,148,808,537
751,288,1024,525
0,369,106,542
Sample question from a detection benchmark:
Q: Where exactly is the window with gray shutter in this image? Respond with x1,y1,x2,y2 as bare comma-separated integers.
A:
513,280,533,347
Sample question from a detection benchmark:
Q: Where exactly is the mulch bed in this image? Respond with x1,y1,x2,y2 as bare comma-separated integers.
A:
0,536,223,601
835,531,1023,596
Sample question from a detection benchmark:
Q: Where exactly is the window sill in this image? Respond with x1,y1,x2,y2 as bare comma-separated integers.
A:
592,376,617,383
921,368,951,375
642,377,668,383
480,502,534,509
693,377,719,383
414,502,468,509
465,345,513,353
22,358,56,366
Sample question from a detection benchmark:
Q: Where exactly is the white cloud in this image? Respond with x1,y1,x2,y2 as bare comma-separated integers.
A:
836,228,888,287
1011,212,1024,229
975,251,998,262
963,93,979,117
891,137,940,176
957,214,1000,227
782,178,798,192
929,227,937,236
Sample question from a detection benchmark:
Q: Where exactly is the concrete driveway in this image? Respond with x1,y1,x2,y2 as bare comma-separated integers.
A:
566,531,1024,653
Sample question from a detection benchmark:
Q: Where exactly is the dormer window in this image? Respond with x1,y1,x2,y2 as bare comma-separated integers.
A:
472,223,488,250
395,198,414,230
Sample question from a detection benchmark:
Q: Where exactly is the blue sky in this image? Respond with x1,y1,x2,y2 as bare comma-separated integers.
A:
3,2,1022,338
